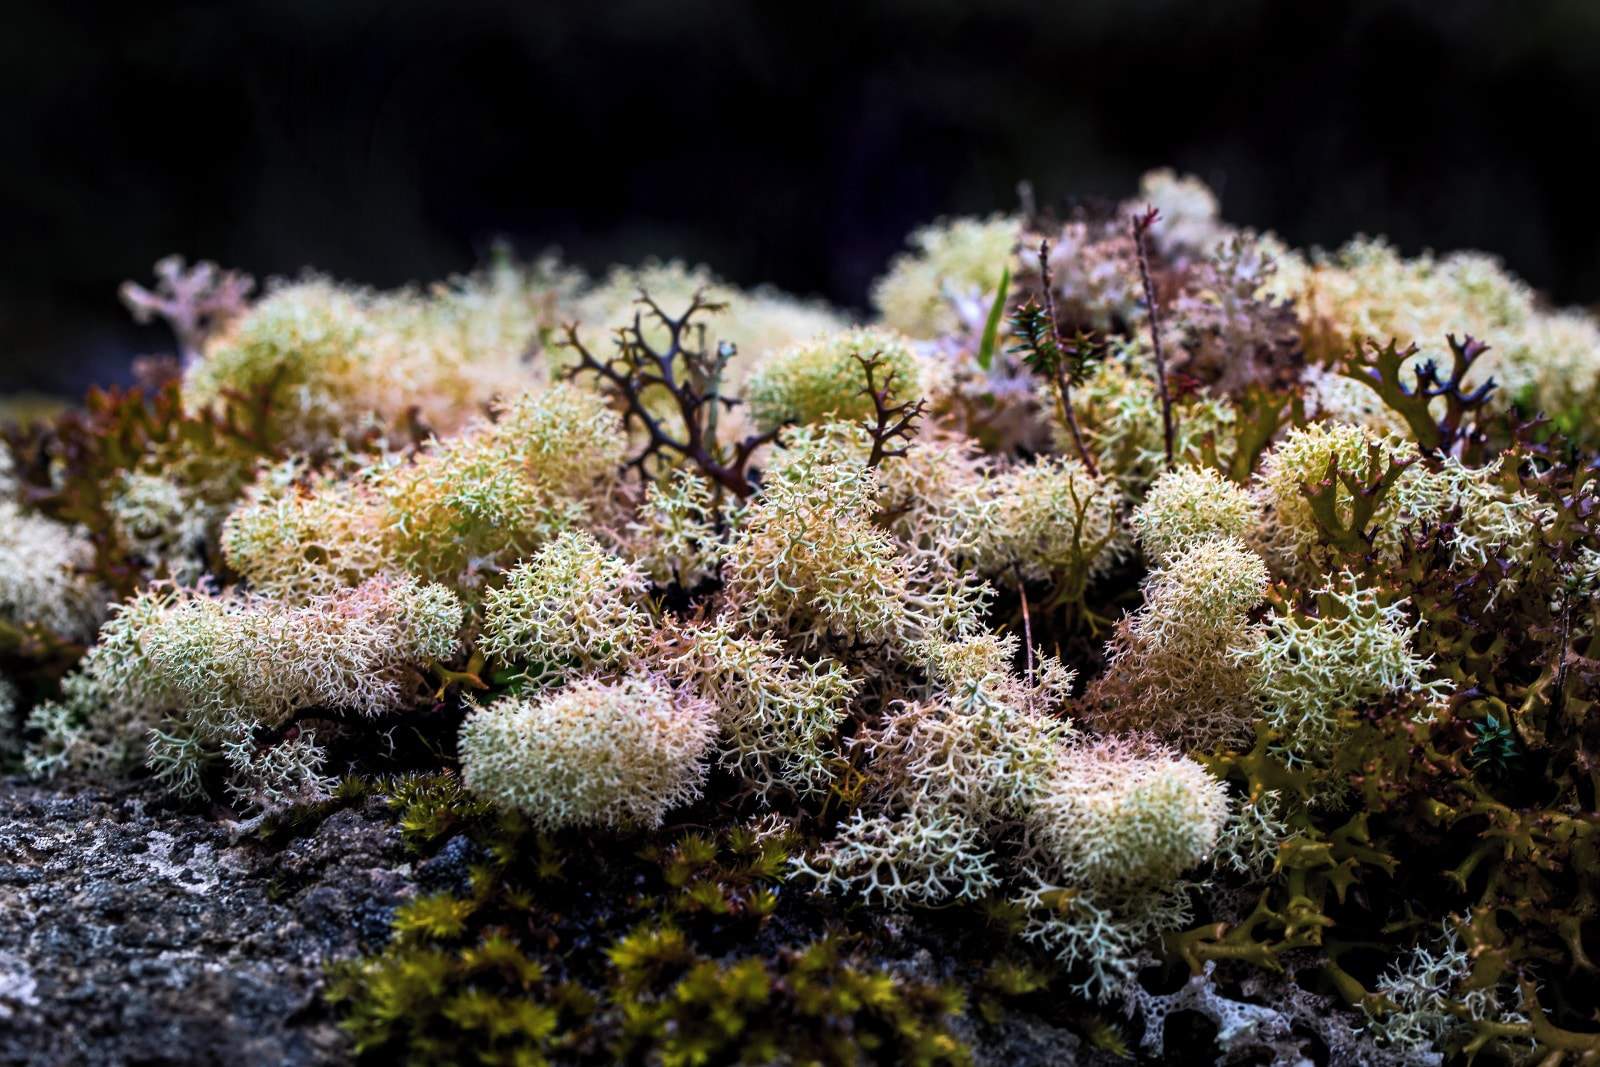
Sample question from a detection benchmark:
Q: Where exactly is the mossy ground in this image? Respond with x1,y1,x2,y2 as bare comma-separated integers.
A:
7,171,1600,1064
311,772,1140,1067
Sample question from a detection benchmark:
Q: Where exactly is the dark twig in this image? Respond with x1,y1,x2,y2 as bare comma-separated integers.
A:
560,290,779,499
1131,207,1176,469
854,351,926,469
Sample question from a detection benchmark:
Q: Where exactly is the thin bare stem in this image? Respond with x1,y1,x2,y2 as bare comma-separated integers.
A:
1036,240,1099,477
1131,208,1176,469
1014,564,1035,686
1016,179,1037,224
1550,582,1573,739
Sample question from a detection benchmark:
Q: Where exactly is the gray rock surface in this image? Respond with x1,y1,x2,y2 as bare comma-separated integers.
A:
0,777,1139,1066
0,778,413,1067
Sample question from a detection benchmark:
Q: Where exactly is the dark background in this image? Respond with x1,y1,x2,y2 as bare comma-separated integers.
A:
5,0,1599,396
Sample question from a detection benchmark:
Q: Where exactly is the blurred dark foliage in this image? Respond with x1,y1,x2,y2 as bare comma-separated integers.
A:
3,0,1598,395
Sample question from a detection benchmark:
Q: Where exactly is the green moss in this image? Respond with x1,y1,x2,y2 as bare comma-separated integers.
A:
384,773,496,850
393,894,478,941
612,937,970,1067
327,936,596,1066
329,807,974,1064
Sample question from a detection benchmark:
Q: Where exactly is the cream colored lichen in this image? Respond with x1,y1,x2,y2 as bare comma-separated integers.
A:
458,674,717,830
872,215,1018,338
480,531,650,680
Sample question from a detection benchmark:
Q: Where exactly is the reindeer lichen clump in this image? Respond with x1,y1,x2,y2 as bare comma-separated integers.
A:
479,531,652,682
458,674,717,830
745,326,925,431
0,493,104,642
7,168,1600,1063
